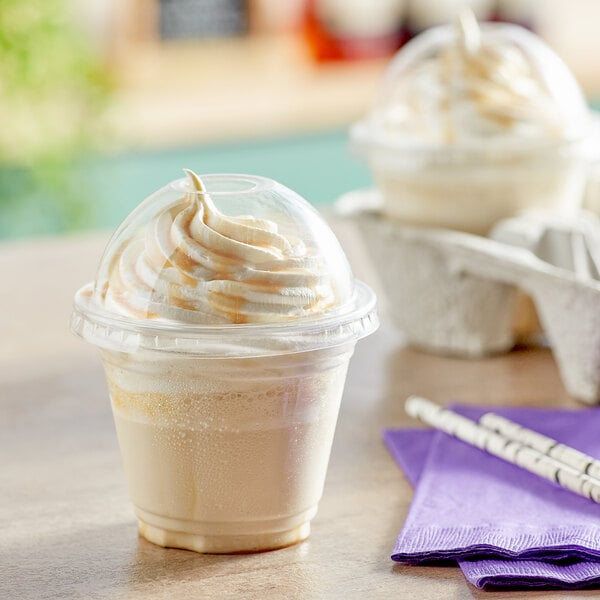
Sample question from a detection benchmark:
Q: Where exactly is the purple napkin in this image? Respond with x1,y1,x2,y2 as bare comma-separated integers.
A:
384,406,600,590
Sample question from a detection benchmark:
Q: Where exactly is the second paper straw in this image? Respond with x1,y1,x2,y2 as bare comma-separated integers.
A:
405,396,600,504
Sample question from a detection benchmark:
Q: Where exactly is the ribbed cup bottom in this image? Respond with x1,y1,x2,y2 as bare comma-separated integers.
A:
137,511,313,554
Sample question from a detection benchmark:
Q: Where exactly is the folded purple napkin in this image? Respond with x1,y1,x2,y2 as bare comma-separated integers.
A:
384,406,600,590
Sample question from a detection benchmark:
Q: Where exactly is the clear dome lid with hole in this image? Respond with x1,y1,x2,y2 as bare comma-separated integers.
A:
71,171,378,357
351,12,593,155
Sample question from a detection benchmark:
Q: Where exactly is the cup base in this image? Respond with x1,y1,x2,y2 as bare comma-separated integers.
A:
138,517,312,554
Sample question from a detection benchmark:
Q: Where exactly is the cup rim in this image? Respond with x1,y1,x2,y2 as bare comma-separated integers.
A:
70,279,379,357
168,173,277,196
350,118,597,155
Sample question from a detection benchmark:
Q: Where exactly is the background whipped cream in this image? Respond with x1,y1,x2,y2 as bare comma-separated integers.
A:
103,170,336,324
373,13,573,146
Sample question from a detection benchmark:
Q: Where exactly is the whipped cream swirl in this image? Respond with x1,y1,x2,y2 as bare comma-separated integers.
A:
380,12,565,144
103,170,336,324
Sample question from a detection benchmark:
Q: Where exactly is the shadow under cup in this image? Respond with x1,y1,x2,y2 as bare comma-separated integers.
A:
101,344,354,554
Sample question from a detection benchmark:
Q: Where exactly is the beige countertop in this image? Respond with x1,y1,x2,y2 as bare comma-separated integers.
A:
0,226,591,599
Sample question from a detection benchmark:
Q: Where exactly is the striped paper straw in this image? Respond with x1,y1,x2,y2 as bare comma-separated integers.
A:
480,411,600,481
405,396,600,504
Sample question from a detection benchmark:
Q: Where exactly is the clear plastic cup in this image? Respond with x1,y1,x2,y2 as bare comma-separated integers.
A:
71,173,378,553
351,17,597,235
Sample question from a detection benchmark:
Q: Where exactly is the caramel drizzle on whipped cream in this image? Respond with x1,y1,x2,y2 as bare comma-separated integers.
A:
104,170,335,324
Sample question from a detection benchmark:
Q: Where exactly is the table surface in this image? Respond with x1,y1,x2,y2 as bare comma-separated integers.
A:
1,225,595,600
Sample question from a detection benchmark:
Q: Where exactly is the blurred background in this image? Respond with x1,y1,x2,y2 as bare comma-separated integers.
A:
1,0,599,240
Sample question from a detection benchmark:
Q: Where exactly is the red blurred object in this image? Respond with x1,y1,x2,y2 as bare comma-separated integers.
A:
303,0,536,63
304,0,407,62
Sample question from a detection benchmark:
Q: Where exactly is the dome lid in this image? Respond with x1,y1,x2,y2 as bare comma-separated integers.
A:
71,171,378,356
352,12,592,157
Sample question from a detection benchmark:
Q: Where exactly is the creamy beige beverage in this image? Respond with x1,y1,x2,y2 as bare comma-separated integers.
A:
104,348,351,552
71,170,377,553
351,12,593,234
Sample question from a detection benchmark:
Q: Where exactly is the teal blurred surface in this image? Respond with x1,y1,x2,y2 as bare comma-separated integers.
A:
4,102,600,240
0,129,372,239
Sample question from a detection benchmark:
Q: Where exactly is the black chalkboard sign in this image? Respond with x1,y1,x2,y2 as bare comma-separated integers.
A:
159,0,249,40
